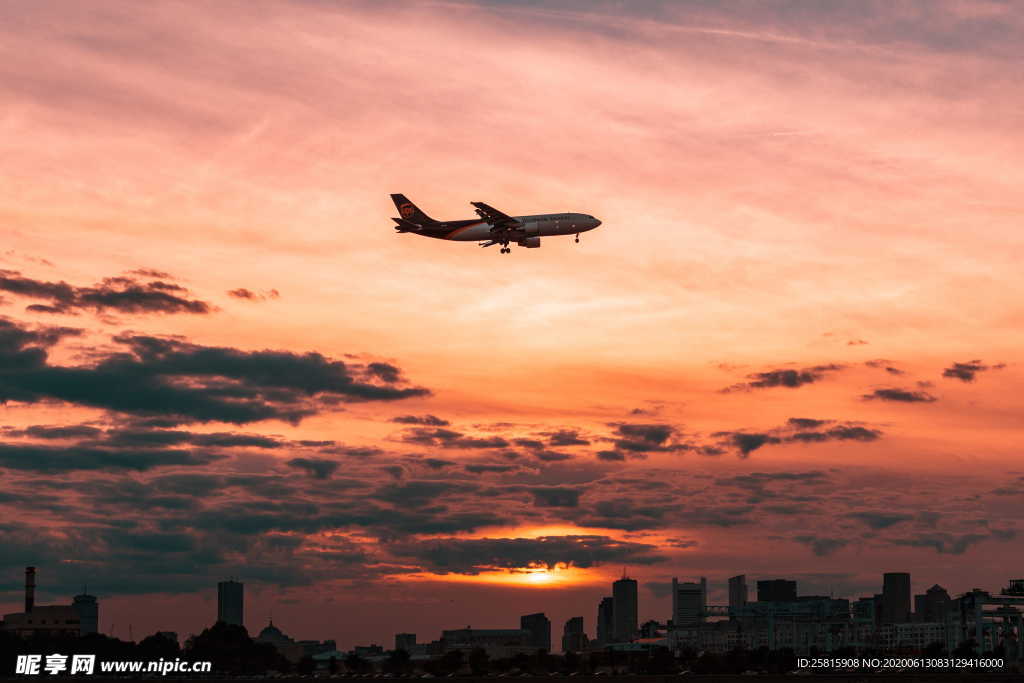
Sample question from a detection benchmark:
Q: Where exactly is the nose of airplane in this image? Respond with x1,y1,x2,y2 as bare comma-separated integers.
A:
593,217,602,228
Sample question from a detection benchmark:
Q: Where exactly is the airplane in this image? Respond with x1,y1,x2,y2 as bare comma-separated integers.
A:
389,194,602,254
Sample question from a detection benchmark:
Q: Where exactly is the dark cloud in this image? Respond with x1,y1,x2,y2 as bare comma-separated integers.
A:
370,481,479,508
367,362,402,383
400,427,509,449
575,498,677,531
7,424,104,439
942,359,1004,383
0,442,223,473
596,450,626,461
423,458,456,469
713,418,881,457
0,318,429,424
227,288,280,301
102,429,283,449
723,364,844,392
547,429,590,446
862,388,937,402
388,535,667,575
849,511,915,529
716,432,782,457
888,530,1016,555
794,535,849,557
532,449,574,462
286,457,340,479
788,425,881,443
0,269,212,315
529,487,582,508
321,445,384,458
465,464,515,474
864,359,904,375
787,417,829,429
612,423,674,450
391,414,450,426
128,269,174,279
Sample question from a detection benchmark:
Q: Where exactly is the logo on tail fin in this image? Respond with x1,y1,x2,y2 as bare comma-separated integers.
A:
399,203,415,219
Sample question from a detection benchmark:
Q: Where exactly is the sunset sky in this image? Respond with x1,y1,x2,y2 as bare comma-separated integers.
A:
1,0,1023,650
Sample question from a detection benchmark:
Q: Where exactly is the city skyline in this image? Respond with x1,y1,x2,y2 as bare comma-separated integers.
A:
2,0,1023,655
4,564,1021,653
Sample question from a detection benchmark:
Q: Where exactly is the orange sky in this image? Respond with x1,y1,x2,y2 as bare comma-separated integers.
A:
1,0,1023,650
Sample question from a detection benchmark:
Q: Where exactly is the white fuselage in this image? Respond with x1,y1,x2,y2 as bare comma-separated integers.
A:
440,212,601,241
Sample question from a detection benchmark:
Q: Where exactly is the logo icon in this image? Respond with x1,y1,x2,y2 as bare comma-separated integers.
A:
399,203,415,219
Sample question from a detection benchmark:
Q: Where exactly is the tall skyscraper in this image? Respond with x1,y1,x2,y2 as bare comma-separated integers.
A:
757,579,797,603
520,612,551,651
612,575,638,642
914,584,951,623
881,572,911,624
671,577,707,627
73,593,99,635
596,596,614,645
395,633,416,652
217,580,244,627
561,616,587,653
728,575,748,617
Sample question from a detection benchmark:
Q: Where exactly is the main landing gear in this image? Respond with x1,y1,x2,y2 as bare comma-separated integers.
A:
500,241,511,254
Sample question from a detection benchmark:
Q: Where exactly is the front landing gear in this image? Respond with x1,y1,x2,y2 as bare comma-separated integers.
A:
575,233,580,243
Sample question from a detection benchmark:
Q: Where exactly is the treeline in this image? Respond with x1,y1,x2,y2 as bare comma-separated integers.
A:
0,622,288,676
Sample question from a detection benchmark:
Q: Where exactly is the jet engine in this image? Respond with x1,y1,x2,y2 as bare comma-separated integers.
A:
518,237,541,248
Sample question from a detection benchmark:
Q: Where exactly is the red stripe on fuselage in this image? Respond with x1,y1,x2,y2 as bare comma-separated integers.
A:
444,221,485,239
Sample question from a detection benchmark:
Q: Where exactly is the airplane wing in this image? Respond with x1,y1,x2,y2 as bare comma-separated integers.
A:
470,201,522,229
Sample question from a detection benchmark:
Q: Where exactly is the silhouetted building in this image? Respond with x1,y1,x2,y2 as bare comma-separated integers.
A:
255,620,306,662
596,596,614,645
612,576,638,642
757,579,797,603
561,617,587,653
640,619,664,638
729,575,748,617
395,633,416,652
735,596,850,622
25,567,35,613
441,628,532,658
73,592,98,635
854,596,880,626
1,567,82,638
520,612,551,651
217,580,244,627
672,577,706,627
882,572,911,624
914,584,951,623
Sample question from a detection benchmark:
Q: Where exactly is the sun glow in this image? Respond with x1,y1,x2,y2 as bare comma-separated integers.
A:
398,563,594,588
523,569,554,585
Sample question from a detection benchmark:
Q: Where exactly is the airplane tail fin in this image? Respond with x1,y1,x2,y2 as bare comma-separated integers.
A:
390,194,436,225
